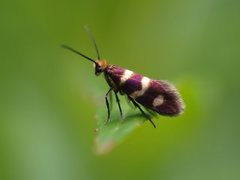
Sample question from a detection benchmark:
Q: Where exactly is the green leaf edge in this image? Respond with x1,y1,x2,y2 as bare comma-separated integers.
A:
94,102,149,155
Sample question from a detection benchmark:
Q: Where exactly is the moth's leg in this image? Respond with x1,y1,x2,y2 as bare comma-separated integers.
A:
129,97,156,128
109,90,113,110
125,96,134,108
105,88,113,124
114,91,123,119
144,107,158,118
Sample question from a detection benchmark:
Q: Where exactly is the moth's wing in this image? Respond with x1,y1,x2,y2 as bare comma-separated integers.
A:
136,80,185,116
119,73,143,95
106,65,185,116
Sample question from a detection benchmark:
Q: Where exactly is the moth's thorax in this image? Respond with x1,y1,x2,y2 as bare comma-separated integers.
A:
104,65,125,91
105,65,124,75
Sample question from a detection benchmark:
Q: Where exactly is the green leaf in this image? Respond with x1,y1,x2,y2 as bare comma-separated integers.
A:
94,95,149,155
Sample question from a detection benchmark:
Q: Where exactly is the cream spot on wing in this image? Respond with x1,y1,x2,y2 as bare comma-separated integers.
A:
130,77,150,99
152,95,164,107
120,70,133,84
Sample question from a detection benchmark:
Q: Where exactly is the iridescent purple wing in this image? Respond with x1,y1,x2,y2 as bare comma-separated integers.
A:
106,65,185,116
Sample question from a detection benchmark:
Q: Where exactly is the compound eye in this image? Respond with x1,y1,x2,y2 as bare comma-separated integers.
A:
95,65,102,75
97,66,102,72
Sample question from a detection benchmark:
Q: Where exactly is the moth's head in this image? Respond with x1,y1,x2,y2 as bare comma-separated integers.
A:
95,60,108,76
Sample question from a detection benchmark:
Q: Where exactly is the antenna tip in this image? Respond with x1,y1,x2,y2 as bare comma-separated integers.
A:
61,44,68,49
61,44,73,51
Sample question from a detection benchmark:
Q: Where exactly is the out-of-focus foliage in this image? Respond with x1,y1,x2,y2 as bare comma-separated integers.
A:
1,0,240,180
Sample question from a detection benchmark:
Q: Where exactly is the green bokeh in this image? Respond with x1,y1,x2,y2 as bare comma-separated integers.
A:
1,0,240,180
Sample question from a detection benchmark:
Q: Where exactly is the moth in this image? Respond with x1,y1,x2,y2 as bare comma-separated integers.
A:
62,31,185,128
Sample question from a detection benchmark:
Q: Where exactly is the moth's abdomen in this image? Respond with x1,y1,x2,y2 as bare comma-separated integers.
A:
106,66,185,116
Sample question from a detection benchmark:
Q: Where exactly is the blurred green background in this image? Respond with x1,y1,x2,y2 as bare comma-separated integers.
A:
1,0,240,180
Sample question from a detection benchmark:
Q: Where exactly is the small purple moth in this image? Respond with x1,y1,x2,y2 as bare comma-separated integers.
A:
62,31,185,128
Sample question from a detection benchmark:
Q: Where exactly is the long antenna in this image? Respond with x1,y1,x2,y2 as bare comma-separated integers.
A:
84,26,101,60
61,44,97,64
